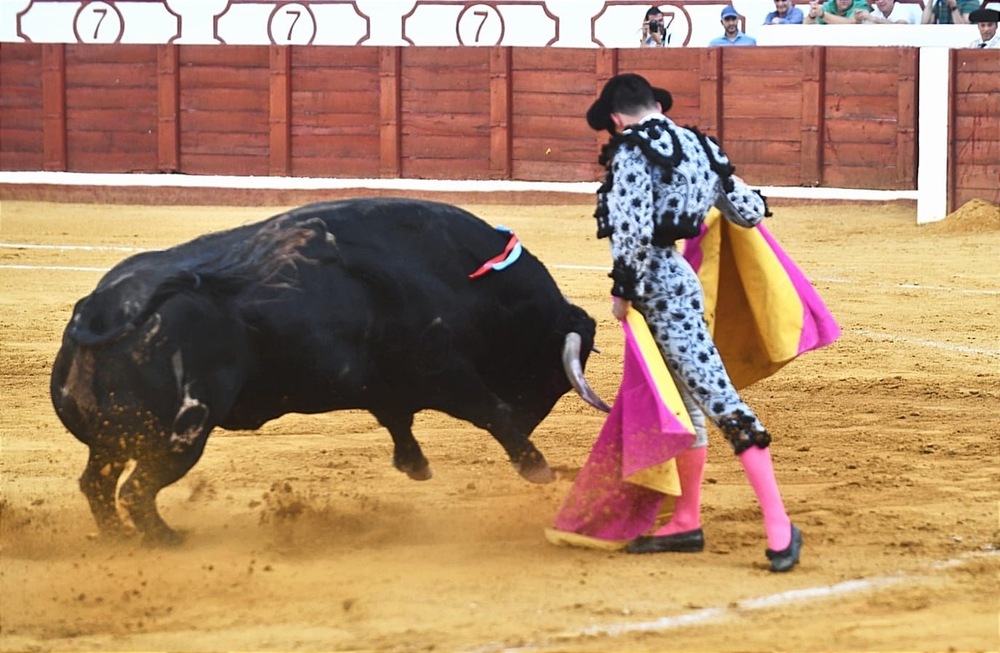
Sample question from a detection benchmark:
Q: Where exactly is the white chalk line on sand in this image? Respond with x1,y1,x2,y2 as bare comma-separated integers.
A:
464,550,998,653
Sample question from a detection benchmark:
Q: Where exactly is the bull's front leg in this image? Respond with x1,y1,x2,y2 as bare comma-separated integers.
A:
489,413,556,484
79,447,131,540
373,409,432,480
118,436,208,547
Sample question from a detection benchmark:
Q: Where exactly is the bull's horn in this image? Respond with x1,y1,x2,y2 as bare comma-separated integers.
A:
562,333,611,413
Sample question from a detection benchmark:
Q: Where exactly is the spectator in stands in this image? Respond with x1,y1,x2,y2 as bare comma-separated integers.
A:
640,6,670,47
709,6,758,45
858,0,924,22
922,0,979,23
968,1,1000,46
765,0,806,24
805,0,872,23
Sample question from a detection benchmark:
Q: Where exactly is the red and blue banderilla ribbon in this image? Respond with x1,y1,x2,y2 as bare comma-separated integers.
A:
468,226,522,279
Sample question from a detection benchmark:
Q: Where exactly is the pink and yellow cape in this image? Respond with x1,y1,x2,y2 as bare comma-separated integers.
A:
546,209,841,550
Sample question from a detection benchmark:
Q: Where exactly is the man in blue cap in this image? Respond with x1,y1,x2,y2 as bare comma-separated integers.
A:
709,6,757,46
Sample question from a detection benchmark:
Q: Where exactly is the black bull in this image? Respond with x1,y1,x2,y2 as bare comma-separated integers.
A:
51,198,609,545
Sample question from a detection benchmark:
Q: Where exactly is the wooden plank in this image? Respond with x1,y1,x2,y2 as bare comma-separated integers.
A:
403,47,490,67
489,47,512,179
511,159,600,183
725,139,801,166
823,166,909,190
824,94,897,120
0,149,44,171
0,128,45,153
402,113,490,137
178,153,269,176
180,132,268,156
824,119,897,144
379,46,401,178
400,157,490,179
953,92,1000,115
723,92,802,120
401,89,490,114
512,70,602,94
66,107,158,132
65,86,157,109
157,44,179,173
180,111,268,134
721,117,805,142
512,136,599,164
290,68,380,93
179,46,269,67
951,137,1000,165
954,115,1000,141
825,47,904,72
954,50,1000,75
292,46,380,68
65,150,157,173
177,65,270,90
42,44,66,171
292,90,379,115
823,140,899,168
824,71,899,97
513,91,595,118
0,60,44,90
400,134,489,159
512,48,596,72
734,162,800,186
269,46,291,176
512,114,603,139
290,134,380,158
292,113,381,132
66,127,156,151
800,46,823,186
65,44,157,65
400,67,490,92
179,89,268,112
292,155,380,178
63,62,157,90
0,107,44,130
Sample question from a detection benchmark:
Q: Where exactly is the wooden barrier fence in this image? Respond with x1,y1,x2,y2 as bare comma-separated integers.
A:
0,43,996,210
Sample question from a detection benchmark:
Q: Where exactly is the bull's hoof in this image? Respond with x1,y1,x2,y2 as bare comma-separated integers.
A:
517,463,556,484
405,464,433,481
141,527,187,548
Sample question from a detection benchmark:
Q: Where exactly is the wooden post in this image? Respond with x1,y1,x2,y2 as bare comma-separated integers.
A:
379,47,401,178
489,47,512,179
699,47,723,143
269,45,291,176
800,46,825,187
42,44,66,171
946,49,958,214
157,44,180,173
895,49,918,190
594,48,618,154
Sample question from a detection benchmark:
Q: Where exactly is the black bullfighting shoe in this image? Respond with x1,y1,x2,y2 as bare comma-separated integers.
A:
625,528,705,554
766,524,803,573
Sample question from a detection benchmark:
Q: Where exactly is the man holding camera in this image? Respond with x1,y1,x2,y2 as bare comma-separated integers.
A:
641,6,670,47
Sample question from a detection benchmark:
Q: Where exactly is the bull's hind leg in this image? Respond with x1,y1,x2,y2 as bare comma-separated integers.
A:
373,409,432,480
79,447,131,540
118,437,208,547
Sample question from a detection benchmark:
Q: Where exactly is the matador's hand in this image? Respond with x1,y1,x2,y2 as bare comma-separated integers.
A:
612,297,631,321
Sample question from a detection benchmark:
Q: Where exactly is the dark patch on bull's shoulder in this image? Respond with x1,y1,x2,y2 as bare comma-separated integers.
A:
68,216,333,347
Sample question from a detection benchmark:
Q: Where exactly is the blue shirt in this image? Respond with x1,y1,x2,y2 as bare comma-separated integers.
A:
709,32,757,46
763,6,805,24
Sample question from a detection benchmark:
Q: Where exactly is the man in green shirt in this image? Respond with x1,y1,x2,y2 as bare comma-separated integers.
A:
922,0,979,24
805,0,871,23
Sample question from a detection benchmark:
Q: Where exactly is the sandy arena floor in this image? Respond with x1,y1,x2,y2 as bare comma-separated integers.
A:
1,198,998,652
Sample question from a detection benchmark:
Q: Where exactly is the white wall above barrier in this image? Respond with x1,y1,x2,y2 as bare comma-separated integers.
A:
1,0,982,48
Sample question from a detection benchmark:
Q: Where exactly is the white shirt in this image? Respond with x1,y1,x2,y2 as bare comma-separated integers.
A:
968,32,1000,48
872,2,923,23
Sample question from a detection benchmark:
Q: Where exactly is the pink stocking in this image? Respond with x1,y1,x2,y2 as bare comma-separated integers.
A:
652,445,707,536
739,445,792,550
